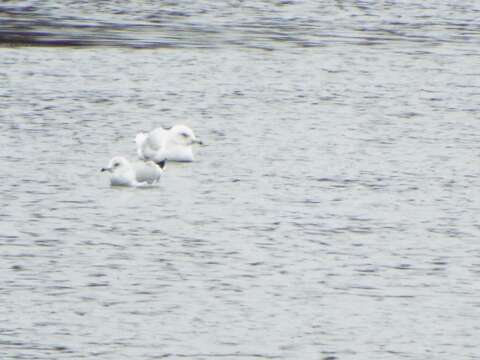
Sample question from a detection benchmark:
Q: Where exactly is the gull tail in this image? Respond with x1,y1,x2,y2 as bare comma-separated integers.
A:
135,132,148,159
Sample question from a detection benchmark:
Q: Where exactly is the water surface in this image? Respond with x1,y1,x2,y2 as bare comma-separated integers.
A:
1,1,480,359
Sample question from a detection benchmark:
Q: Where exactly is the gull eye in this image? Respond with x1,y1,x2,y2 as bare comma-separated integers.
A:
113,162,120,167
180,133,189,138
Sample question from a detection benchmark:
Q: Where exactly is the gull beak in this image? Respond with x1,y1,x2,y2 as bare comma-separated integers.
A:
101,167,112,173
192,139,204,145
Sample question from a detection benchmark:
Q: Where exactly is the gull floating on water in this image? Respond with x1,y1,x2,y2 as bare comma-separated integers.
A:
101,156,165,187
136,124,202,163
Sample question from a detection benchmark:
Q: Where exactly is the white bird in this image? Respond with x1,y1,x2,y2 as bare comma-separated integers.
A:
101,156,165,187
136,124,202,163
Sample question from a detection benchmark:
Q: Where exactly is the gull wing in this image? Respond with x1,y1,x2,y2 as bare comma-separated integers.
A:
142,127,169,161
132,161,162,184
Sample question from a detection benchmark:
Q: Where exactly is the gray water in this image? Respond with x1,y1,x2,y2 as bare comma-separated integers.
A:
1,1,480,359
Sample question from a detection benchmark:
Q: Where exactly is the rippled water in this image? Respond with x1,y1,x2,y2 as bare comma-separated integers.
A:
2,1,480,49
1,1,480,359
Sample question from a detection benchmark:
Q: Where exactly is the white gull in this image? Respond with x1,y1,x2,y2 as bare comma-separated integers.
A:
135,124,202,163
101,156,165,187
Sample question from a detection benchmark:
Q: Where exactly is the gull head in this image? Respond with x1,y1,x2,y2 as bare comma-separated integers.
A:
101,156,137,186
170,125,203,146
101,156,130,174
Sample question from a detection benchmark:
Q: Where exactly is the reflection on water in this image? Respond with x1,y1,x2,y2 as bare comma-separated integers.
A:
1,1,480,360
1,1,479,48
